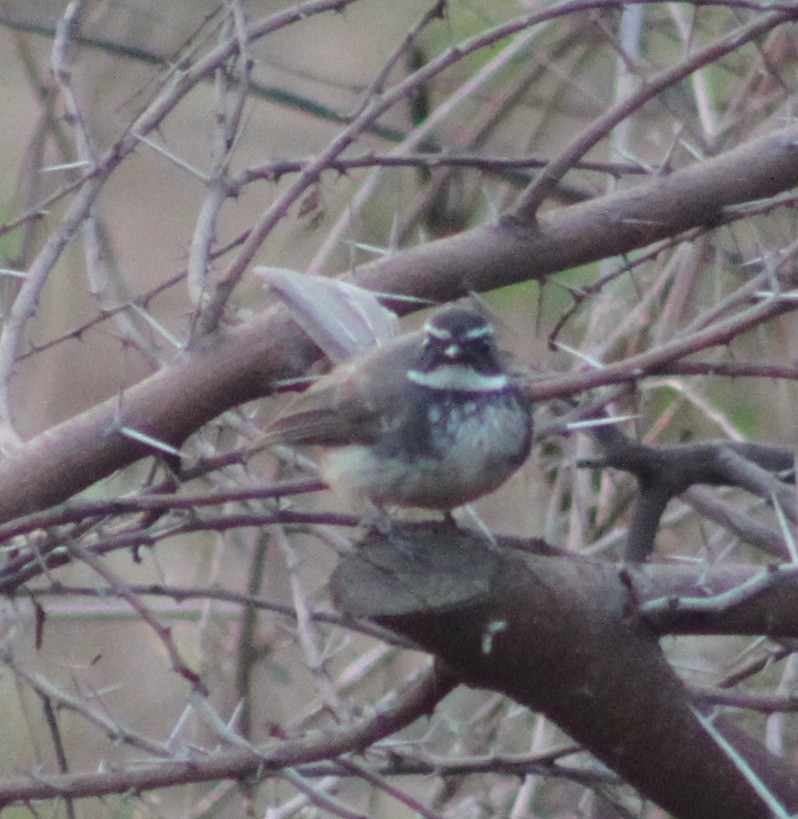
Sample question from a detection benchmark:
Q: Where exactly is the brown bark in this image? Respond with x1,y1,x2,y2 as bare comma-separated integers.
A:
0,125,796,525
332,523,798,818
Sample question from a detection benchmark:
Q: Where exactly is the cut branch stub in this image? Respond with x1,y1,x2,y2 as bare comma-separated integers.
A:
331,523,502,617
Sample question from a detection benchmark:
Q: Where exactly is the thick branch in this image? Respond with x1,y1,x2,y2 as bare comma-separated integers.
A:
354,124,798,300
0,126,797,523
331,524,798,818
633,561,798,638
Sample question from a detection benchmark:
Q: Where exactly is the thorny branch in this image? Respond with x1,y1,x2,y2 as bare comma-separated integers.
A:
3,1,798,815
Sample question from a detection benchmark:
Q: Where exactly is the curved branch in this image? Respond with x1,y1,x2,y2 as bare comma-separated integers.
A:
0,125,797,523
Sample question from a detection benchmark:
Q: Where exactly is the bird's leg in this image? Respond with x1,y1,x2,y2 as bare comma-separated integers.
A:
360,503,394,535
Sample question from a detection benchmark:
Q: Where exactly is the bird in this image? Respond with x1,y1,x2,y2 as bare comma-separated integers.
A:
261,304,533,512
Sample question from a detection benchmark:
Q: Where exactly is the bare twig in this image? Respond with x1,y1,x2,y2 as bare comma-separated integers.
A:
508,8,798,221
0,664,455,804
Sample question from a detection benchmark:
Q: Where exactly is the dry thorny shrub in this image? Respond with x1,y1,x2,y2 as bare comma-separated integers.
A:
0,1,798,817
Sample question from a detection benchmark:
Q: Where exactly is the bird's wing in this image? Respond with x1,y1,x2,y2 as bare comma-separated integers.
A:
261,335,419,447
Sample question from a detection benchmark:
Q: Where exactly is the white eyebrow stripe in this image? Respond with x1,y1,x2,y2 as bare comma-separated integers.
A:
425,323,452,339
407,365,508,392
463,324,494,339
425,322,494,341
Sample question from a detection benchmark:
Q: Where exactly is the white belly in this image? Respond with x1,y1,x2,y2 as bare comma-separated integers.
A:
323,401,531,509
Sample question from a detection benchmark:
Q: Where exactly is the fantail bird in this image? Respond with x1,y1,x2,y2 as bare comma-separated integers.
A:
261,305,533,511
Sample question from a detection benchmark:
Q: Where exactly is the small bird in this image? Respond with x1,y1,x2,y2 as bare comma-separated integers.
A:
262,305,533,511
